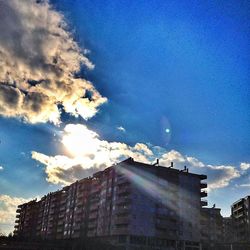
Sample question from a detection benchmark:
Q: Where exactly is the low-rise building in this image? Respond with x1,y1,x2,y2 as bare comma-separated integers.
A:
200,205,223,250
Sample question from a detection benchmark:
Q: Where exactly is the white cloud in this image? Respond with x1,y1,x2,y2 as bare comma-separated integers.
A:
238,183,250,188
0,166,3,171
0,0,106,124
0,194,30,234
32,124,155,185
240,162,250,171
117,126,126,132
32,124,241,190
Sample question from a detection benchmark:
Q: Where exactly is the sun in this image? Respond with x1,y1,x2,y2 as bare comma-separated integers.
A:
62,124,100,157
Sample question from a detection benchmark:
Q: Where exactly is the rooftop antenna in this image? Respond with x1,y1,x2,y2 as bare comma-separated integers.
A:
153,159,159,166
169,162,174,168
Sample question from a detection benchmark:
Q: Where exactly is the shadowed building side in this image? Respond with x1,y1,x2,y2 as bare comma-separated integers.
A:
14,158,207,250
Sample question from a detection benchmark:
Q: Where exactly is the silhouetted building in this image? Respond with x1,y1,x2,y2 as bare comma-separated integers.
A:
200,205,223,250
231,195,250,243
222,217,233,243
14,200,39,238
14,158,208,250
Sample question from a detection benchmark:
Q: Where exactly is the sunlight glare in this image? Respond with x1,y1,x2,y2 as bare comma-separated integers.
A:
62,124,100,157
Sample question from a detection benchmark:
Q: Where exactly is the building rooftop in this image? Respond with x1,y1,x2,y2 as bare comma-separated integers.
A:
114,157,207,180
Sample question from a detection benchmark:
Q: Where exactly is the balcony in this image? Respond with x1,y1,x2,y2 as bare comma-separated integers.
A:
89,196,100,204
90,186,100,195
116,196,131,205
115,216,130,225
117,186,131,195
199,174,207,180
89,211,98,220
89,203,99,212
57,228,63,233
201,199,208,207
200,183,207,189
88,221,97,229
115,206,131,215
60,200,66,205
57,220,64,226
200,191,207,197
73,224,81,231
116,176,129,185
233,205,244,212
113,227,129,235
59,206,66,212
58,213,64,219
87,231,96,237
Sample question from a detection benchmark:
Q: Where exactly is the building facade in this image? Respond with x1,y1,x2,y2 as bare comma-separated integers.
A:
222,217,233,244
231,195,250,243
14,158,207,250
200,206,223,250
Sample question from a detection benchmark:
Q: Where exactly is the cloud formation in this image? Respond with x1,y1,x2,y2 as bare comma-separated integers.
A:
32,124,241,190
117,126,126,132
0,0,106,124
0,194,29,234
240,162,250,171
32,124,154,184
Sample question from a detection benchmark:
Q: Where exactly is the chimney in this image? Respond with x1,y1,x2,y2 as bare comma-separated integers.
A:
170,162,174,168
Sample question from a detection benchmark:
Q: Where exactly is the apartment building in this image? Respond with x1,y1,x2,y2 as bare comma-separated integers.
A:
14,158,207,250
231,195,250,243
222,217,233,243
200,205,223,250
14,199,38,239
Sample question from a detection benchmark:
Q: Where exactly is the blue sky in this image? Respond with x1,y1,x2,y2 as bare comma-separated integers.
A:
53,0,250,162
0,0,249,233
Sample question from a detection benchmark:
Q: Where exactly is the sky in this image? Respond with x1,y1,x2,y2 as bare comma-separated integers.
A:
0,0,249,234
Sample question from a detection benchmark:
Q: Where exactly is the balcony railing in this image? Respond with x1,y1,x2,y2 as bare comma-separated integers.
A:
200,191,207,197
115,216,130,225
112,227,129,235
200,182,207,189
117,187,131,195
116,176,129,185
89,212,98,220
199,174,207,180
201,199,208,207
116,196,131,205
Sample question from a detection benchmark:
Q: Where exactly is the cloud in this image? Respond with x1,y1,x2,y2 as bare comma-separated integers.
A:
0,194,30,234
237,183,250,188
32,124,155,184
0,0,106,124
240,162,250,171
32,124,241,190
117,126,126,132
0,166,3,171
